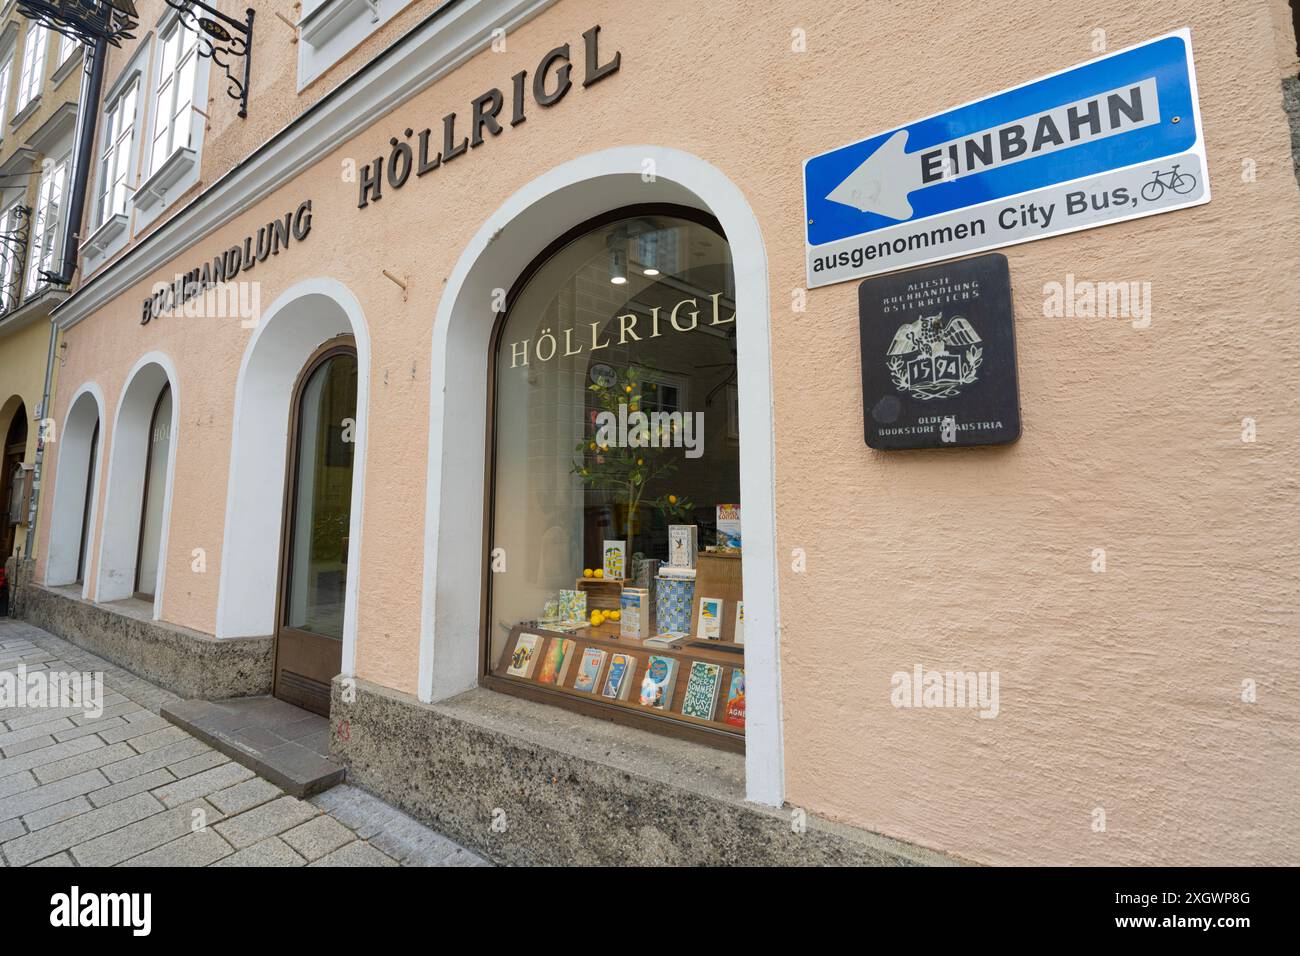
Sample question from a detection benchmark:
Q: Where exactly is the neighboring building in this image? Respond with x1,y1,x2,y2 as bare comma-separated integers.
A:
17,0,1300,866
0,6,83,564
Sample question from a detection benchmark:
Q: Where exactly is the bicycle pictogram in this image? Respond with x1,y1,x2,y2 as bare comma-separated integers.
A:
1140,164,1197,202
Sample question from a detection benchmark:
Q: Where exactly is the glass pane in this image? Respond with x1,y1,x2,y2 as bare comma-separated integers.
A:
285,352,358,639
136,387,172,597
490,214,739,668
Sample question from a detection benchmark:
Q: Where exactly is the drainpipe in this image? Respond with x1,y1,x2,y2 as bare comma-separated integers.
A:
41,32,108,287
23,29,109,558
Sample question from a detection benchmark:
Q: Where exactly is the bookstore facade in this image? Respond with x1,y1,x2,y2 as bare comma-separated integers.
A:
26,0,1300,867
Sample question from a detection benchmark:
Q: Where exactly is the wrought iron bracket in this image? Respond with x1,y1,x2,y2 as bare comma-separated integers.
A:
162,1,255,119
15,1,138,48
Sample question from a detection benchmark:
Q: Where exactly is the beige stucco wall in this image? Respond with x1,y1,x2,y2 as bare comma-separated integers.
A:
39,0,1300,865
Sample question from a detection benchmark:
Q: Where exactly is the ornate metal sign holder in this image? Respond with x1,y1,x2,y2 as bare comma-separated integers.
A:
161,0,255,119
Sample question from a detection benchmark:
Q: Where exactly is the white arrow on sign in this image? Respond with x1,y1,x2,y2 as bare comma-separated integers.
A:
826,78,1160,221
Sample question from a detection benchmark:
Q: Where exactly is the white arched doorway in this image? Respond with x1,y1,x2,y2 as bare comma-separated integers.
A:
95,354,180,616
216,278,370,693
419,146,784,807
45,383,107,595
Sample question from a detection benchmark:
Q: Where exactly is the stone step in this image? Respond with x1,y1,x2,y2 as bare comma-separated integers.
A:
161,697,343,799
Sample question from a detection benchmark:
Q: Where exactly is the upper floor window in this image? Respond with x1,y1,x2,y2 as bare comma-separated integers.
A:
96,80,139,227
0,203,24,311
57,31,78,67
0,54,12,130
26,155,69,295
149,20,199,175
16,24,47,111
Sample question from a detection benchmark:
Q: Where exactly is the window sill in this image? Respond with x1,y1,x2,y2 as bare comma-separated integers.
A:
300,0,380,49
9,95,40,132
51,48,84,87
135,147,197,213
82,211,129,261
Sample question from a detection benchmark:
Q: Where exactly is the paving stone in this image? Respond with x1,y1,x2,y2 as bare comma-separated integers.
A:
208,777,282,815
0,817,25,842
102,738,210,783
32,743,138,785
166,751,229,780
3,709,87,731
52,718,126,743
213,796,318,849
309,840,399,867
0,736,99,780
1,735,57,758
0,792,164,866
87,769,176,808
0,717,76,749
151,762,254,809
121,829,234,867
23,796,93,832
213,836,306,867
28,851,74,867
95,715,169,745
71,799,223,867
280,815,354,862
0,771,37,800
71,702,145,726
0,770,111,823
124,726,191,754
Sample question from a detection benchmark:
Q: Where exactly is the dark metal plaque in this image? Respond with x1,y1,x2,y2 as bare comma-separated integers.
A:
859,253,1021,450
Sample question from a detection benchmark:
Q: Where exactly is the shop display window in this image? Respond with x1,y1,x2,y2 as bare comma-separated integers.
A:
485,208,746,748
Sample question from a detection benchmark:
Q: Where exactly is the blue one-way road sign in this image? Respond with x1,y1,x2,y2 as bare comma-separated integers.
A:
803,29,1209,287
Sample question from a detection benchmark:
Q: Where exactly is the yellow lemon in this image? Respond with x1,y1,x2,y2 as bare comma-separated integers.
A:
609,610,621,622
624,385,633,394
583,568,593,578
594,568,604,579
589,442,596,450
668,494,678,505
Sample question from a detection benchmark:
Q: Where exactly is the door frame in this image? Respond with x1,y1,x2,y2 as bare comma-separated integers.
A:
133,384,172,600
272,334,358,713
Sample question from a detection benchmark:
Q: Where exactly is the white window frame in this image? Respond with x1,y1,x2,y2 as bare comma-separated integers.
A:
147,16,199,178
25,153,70,296
95,78,140,229
0,201,24,311
0,52,13,132
57,30,78,67
16,23,47,112
297,0,415,91
134,15,207,228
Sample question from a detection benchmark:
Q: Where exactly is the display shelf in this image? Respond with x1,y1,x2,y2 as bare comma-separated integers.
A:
488,623,745,748
688,551,743,643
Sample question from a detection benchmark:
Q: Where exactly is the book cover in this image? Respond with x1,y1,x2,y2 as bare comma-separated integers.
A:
536,638,576,685
716,504,741,549
657,565,697,581
573,647,607,693
734,601,744,645
723,668,746,728
558,589,587,624
667,525,698,568
505,633,542,678
620,588,648,639
637,655,678,709
603,540,626,580
643,633,689,649
696,597,723,641
681,661,723,720
601,653,637,700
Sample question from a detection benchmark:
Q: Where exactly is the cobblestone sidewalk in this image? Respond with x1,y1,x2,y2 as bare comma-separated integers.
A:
0,619,486,867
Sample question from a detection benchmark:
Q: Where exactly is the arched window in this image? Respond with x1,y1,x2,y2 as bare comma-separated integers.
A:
275,338,358,715
485,208,745,747
134,384,172,599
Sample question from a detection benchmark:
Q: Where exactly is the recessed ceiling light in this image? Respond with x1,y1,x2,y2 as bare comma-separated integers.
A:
643,268,660,276
610,276,628,285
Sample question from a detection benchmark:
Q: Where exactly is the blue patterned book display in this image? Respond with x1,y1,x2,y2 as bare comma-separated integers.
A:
655,574,695,634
